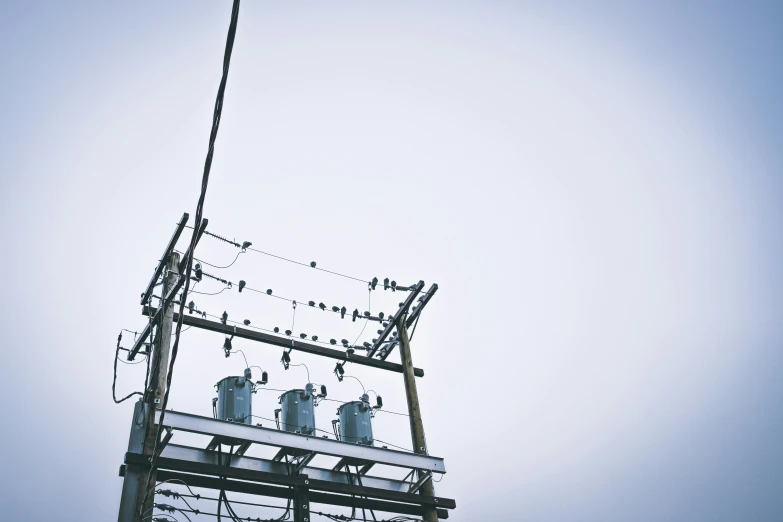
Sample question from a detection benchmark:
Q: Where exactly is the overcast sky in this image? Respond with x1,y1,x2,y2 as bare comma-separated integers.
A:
1,2,782,521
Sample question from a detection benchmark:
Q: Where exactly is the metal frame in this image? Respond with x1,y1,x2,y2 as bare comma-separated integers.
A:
155,409,446,473
120,468,452,519
142,307,425,377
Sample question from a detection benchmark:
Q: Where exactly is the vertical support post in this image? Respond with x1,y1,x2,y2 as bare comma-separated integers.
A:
136,252,180,519
294,476,310,522
397,317,438,522
117,399,148,522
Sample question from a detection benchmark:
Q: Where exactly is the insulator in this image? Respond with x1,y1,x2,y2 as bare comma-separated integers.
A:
312,335,319,341
266,289,272,295
238,280,246,292
372,338,377,343
223,337,232,352
241,241,252,250
382,322,389,327
221,311,228,325
285,330,292,336
300,333,307,339
274,327,280,333
283,351,291,363
341,306,347,319
319,302,326,310
330,339,337,345
310,261,317,268
376,396,383,408
308,301,315,307
341,339,349,346
363,311,370,317
377,330,383,335
347,348,354,355
243,319,250,326
260,371,268,385
378,312,385,320
244,368,252,380
383,277,389,290
363,342,371,349
352,309,358,322
188,301,195,314
332,306,340,312
390,280,397,291
371,277,378,290
195,264,203,281
320,385,327,396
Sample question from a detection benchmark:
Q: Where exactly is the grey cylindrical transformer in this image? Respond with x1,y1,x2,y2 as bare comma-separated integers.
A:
337,395,373,445
279,384,316,435
216,376,253,424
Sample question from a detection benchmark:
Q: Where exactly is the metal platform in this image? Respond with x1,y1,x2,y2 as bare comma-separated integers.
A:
119,404,453,522
155,409,446,473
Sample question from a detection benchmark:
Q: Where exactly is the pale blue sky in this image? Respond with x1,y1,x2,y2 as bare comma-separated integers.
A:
0,2,781,521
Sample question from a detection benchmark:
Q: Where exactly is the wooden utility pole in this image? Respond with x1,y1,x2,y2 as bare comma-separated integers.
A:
397,316,438,522
137,252,180,518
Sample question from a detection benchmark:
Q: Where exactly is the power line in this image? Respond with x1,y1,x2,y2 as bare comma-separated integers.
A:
185,224,430,294
113,331,147,403
141,0,241,516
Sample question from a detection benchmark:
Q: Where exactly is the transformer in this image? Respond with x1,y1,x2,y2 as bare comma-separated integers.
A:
278,383,316,435
337,394,374,445
215,375,253,424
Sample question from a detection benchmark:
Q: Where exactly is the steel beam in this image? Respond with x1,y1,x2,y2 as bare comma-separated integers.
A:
125,469,451,519
155,410,446,473
140,213,189,305
142,307,425,377
367,280,424,358
125,448,455,510
161,444,411,493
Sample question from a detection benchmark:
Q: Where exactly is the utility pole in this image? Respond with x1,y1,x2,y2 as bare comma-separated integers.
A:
115,219,457,519
397,316,438,522
137,252,180,519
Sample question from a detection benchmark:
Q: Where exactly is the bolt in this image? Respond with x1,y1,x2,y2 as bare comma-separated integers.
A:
305,479,309,485
303,504,308,509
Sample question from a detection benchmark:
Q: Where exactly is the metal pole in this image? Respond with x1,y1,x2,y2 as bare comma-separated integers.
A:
396,317,438,522
137,252,180,519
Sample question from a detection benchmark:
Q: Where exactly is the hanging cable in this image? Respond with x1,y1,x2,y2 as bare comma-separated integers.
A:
113,331,145,403
141,0,241,516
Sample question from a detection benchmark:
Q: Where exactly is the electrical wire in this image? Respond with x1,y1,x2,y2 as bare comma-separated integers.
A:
190,285,232,296
158,490,289,511
141,1,241,516
184,250,244,269
228,349,249,368
113,331,145,403
188,224,430,295
246,245,368,284
288,362,310,383
351,287,371,346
